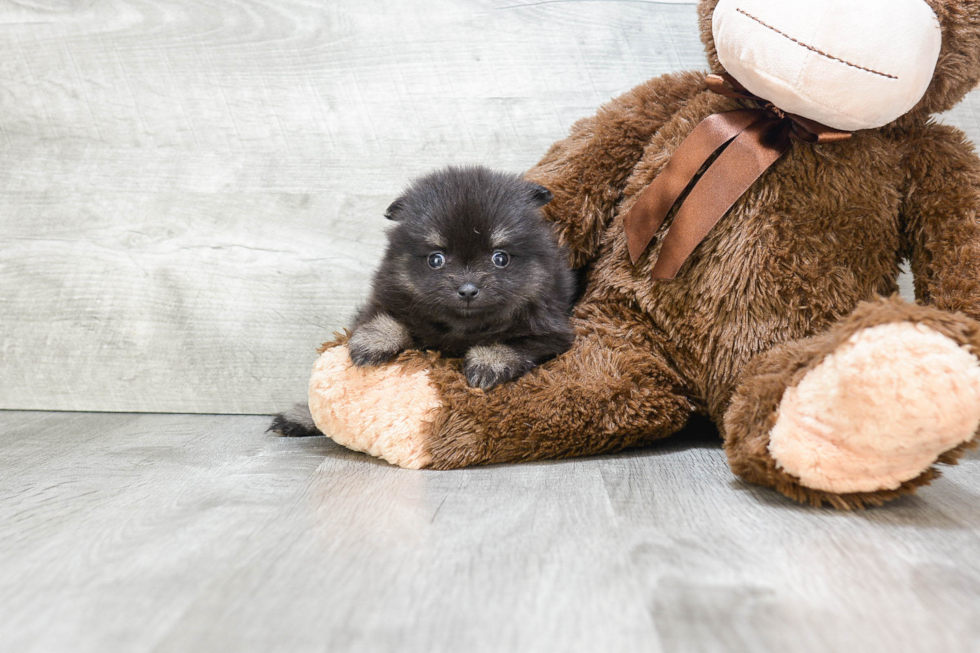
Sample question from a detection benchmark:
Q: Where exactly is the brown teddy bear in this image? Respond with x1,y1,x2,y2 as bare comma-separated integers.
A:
301,0,980,508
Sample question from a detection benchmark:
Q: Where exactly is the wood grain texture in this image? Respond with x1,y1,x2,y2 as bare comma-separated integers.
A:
3,410,980,653
0,0,975,413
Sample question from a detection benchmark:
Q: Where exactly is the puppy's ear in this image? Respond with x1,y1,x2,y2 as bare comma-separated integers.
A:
528,183,554,207
385,198,406,221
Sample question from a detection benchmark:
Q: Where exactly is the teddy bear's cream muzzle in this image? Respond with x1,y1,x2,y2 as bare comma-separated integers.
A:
712,0,942,130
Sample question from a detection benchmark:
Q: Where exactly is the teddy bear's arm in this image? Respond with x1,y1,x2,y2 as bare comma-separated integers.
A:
308,293,695,470
903,123,980,321
526,71,706,268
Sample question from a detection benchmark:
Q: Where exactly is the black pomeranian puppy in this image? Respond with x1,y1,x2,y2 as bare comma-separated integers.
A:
269,166,576,437
349,165,576,389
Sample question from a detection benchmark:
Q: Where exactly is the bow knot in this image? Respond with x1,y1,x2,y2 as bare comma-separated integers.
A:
704,73,852,145
623,73,853,279
764,103,786,120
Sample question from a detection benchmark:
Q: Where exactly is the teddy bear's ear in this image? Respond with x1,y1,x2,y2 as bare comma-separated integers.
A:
528,183,554,207
384,198,406,221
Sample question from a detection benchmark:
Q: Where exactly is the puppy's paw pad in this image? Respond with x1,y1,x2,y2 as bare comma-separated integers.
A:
348,341,398,367
463,345,526,390
769,322,980,493
464,364,513,390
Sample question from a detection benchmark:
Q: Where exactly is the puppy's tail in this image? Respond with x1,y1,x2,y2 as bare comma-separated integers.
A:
267,403,323,437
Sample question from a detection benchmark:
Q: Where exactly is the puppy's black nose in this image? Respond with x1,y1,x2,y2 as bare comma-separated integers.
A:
457,283,479,301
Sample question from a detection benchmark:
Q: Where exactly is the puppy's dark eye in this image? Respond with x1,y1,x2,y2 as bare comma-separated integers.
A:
427,252,446,269
492,250,510,268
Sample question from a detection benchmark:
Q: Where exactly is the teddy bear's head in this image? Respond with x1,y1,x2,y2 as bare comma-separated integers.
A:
697,0,980,130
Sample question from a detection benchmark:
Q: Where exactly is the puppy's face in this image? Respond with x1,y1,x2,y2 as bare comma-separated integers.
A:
383,167,556,325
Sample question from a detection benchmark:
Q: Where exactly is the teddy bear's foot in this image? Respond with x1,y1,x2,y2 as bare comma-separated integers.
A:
768,322,980,494
307,343,445,469
725,298,980,508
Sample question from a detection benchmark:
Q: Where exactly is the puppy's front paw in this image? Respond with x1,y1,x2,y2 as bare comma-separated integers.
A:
348,315,412,367
464,344,528,390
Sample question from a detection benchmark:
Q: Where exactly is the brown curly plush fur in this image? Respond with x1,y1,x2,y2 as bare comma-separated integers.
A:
307,0,980,509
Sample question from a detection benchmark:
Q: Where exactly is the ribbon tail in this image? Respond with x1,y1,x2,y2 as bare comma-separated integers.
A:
624,109,766,264
650,119,792,280
704,73,755,100
786,112,853,144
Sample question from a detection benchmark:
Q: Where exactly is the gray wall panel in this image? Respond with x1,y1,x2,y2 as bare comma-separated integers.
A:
0,0,975,412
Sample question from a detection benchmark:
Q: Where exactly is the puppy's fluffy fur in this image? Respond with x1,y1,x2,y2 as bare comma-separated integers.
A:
351,166,575,386
270,165,576,437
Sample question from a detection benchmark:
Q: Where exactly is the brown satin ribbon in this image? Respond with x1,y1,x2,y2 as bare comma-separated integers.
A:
624,73,852,279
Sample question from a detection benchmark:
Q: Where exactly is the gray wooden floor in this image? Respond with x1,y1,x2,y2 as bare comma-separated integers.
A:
4,410,980,653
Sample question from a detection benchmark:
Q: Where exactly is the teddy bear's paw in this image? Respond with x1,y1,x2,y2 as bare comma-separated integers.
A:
768,322,980,494
307,346,444,469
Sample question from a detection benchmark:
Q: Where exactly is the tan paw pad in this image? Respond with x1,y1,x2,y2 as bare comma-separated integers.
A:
769,323,980,493
307,346,442,469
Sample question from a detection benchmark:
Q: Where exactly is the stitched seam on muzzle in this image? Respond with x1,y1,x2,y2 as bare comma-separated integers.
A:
736,8,899,80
